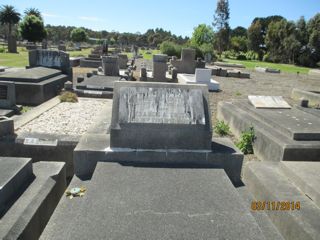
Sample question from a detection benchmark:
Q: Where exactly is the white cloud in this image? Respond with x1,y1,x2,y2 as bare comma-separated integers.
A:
78,16,103,22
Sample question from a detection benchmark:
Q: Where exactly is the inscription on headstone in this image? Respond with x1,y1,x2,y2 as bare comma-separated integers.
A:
119,87,205,125
0,85,8,100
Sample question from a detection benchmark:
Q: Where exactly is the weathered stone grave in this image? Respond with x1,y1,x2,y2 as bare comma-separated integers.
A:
102,56,119,76
118,54,129,69
169,48,205,74
0,157,66,240
218,99,320,162
178,68,220,91
255,66,281,73
248,95,291,109
0,116,14,137
140,54,175,82
213,61,245,68
75,75,120,98
41,81,270,239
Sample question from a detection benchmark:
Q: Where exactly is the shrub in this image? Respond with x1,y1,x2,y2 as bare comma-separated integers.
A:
214,120,231,136
236,126,255,154
0,47,5,53
236,54,247,60
246,51,259,60
59,91,78,103
160,41,181,58
263,53,272,62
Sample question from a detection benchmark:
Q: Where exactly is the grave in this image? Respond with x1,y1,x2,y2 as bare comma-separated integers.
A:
227,69,250,78
169,48,205,74
102,56,119,76
80,57,102,68
140,54,176,82
209,65,250,78
74,75,121,98
255,66,281,73
213,61,245,68
309,69,320,77
0,67,68,105
0,157,66,240
69,57,84,67
0,81,19,117
178,68,220,91
218,99,320,161
118,54,129,69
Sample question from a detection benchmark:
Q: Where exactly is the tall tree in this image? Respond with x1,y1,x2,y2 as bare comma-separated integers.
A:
24,8,42,20
190,24,214,46
247,20,264,60
19,15,46,43
0,5,21,52
213,0,230,53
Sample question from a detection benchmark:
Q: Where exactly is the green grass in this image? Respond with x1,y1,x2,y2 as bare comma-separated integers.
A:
223,58,312,74
0,47,93,67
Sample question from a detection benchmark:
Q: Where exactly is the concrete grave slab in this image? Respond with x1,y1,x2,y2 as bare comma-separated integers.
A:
0,116,14,136
291,88,320,107
41,162,265,240
110,81,212,150
217,101,320,161
309,69,320,77
0,157,33,216
248,96,291,109
214,62,245,68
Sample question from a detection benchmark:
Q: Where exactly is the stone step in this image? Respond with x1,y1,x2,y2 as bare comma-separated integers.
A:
243,161,320,240
0,161,66,240
217,101,320,161
234,100,320,141
237,186,284,240
280,161,320,208
0,157,33,216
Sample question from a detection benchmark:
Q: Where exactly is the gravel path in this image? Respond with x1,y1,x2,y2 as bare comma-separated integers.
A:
17,98,109,136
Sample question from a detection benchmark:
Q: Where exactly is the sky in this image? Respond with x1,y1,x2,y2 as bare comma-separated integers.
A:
1,0,319,37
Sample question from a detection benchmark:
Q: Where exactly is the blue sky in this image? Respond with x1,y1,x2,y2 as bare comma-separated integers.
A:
2,0,319,36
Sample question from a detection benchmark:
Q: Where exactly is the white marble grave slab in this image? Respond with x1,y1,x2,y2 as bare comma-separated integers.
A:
248,95,291,109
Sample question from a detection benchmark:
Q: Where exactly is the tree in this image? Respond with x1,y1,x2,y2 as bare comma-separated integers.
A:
231,26,247,37
247,20,264,59
70,28,88,43
230,36,248,52
190,24,214,46
0,5,21,52
213,0,230,53
19,15,47,42
24,8,42,20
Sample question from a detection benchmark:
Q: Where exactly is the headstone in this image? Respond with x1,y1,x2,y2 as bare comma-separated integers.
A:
170,48,204,74
118,54,128,69
248,96,291,109
110,81,212,150
58,44,66,51
28,50,71,75
140,67,147,81
152,54,167,82
64,81,73,91
42,40,48,49
102,56,119,76
8,35,17,53
0,81,15,109
178,69,220,91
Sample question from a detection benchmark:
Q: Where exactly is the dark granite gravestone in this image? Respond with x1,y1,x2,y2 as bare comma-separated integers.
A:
0,67,68,105
0,117,14,136
0,82,15,109
110,81,212,150
118,54,128,69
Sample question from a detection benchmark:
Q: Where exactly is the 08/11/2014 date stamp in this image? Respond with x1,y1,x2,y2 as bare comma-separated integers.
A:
251,201,301,211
